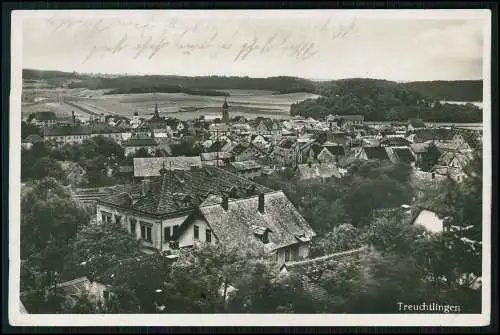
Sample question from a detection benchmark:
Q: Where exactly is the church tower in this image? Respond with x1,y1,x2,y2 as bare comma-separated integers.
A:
154,101,160,119
222,96,229,123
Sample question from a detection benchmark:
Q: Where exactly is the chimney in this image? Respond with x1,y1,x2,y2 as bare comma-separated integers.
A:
222,195,229,211
258,193,265,214
141,178,151,196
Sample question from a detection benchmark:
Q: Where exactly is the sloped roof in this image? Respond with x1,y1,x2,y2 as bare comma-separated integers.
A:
392,147,416,163
45,127,92,136
323,144,345,156
200,152,232,161
99,166,272,217
55,276,91,296
278,138,295,149
380,137,412,147
363,146,390,160
413,128,455,143
134,157,202,177
199,191,316,252
230,160,262,171
410,143,430,153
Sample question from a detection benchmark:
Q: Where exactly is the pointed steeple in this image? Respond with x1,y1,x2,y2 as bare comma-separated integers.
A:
154,101,159,118
223,96,228,109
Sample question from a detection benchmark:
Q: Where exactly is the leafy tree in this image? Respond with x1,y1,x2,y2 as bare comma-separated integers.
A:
420,142,441,171
21,121,41,138
61,222,143,281
311,223,363,257
31,156,64,181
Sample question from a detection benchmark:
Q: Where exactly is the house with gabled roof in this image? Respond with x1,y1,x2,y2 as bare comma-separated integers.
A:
122,135,159,156
227,160,262,179
96,166,316,263
133,157,202,177
355,146,391,161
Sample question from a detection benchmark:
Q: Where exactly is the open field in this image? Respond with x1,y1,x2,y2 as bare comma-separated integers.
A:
22,88,321,121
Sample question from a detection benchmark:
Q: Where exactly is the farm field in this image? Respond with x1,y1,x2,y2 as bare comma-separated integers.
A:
23,89,321,121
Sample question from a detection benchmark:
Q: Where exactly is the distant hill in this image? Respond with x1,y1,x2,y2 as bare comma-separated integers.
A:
290,78,482,123
401,80,482,102
22,69,482,109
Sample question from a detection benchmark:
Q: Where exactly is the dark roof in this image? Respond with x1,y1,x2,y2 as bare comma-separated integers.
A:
99,166,272,218
323,144,345,156
380,137,412,147
199,191,316,252
363,146,390,160
44,125,123,137
333,115,364,121
33,111,57,121
122,137,157,147
44,127,91,136
392,147,415,163
278,138,295,149
413,128,455,143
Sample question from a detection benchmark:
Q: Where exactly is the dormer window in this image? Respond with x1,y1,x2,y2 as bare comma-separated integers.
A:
252,225,271,244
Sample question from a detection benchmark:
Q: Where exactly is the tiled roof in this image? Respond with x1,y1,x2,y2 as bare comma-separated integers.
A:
410,143,430,153
45,127,92,136
278,138,295,149
363,146,390,160
200,152,233,161
55,276,91,296
134,157,202,177
199,191,316,252
380,137,412,147
99,166,272,217
323,144,345,156
230,160,262,171
413,128,455,143
392,147,416,163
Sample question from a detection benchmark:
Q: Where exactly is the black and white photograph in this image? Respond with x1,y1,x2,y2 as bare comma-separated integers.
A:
9,9,491,327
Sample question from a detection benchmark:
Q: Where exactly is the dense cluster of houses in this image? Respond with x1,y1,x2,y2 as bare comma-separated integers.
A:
22,98,482,311
24,98,481,185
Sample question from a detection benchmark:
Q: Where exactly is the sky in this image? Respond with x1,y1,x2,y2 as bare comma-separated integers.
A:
19,10,488,81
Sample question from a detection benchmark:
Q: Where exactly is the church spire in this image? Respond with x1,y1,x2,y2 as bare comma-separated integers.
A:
154,101,159,118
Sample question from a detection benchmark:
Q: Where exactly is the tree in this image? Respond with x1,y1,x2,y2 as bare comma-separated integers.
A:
62,222,143,281
31,156,64,181
311,223,362,257
420,142,441,171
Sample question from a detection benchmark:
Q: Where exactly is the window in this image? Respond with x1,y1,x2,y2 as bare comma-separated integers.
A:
164,226,171,241
115,215,122,225
285,248,291,262
140,223,152,242
206,229,212,243
101,212,112,224
194,225,199,240
103,291,109,300
130,219,136,234
173,225,179,235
